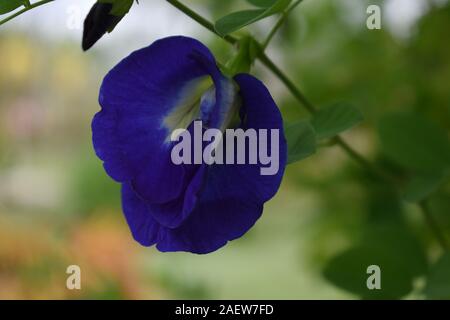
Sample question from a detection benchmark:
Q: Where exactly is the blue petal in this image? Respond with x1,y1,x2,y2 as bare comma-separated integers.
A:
120,74,287,254
144,164,207,229
92,36,228,204
156,164,265,254
121,165,206,243
232,73,288,202
121,183,160,247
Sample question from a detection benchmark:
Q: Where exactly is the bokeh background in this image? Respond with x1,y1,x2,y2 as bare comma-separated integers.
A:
0,0,449,299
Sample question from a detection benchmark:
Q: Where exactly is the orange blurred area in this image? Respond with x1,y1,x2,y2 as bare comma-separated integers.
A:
0,212,161,299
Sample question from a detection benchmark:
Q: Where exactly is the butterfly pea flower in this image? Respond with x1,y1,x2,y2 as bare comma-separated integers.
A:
92,36,287,254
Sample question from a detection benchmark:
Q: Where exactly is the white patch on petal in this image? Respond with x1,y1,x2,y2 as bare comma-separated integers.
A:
217,79,241,132
163,77,241,143
201,79,241,132
163,76,212,142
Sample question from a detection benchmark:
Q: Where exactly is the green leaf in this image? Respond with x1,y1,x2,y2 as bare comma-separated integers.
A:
311,103,364,140
425,253,450,300
285,121,316,164
323,225,427,299
378,113,450,173
0,0,25,14
215,0,291,36
225,36,260,75
362,225,428,278
324,246,411,299
402,173,445,203
246,0,278,7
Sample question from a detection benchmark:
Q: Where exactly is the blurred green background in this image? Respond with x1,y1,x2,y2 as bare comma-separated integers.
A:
0,0,449,299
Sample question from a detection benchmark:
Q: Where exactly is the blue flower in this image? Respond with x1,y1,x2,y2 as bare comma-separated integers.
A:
92,36,287,254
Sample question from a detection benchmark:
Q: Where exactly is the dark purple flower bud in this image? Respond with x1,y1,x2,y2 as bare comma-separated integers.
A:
82,2,123,51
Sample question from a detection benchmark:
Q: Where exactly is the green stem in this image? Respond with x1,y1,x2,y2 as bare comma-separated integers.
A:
0,0,54,27
257,51,317,113
166,0,237,45
258,50,398,184
168,0,448,252
420,200,449,251
334,137,398,184
262,0,303,50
